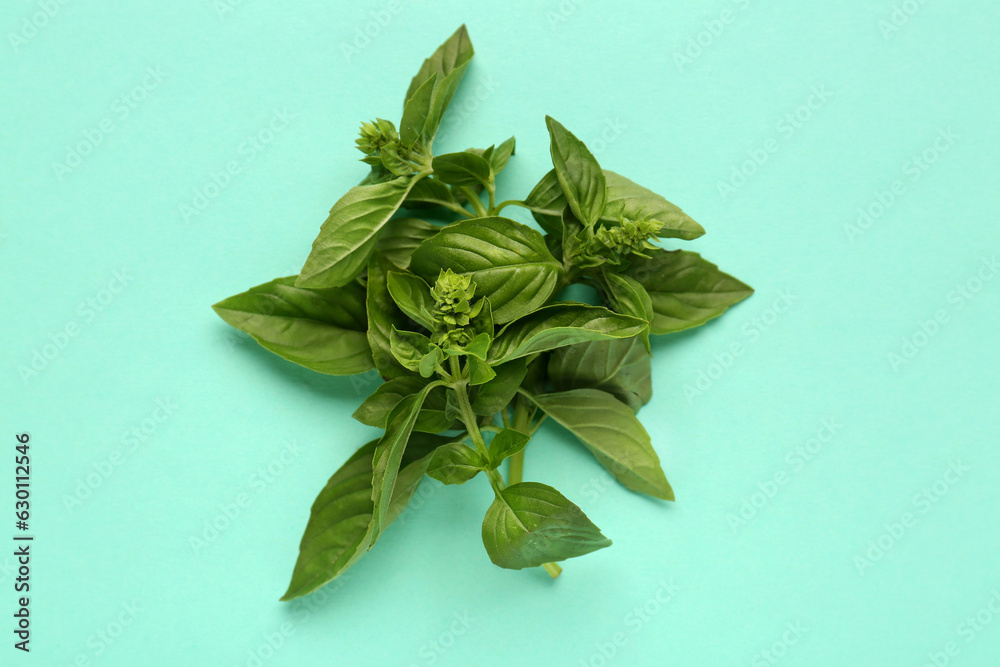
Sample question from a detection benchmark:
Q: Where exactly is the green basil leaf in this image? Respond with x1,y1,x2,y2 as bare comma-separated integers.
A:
522,388,673,500
389,327,442,378
468,356,496,386
410,217,561,324
213,276,372,375
488,303,647,365
426,442,484,485
472,358,527,416
376,217,439,269
603,171,705,240
403,178,459,212
545,116,606,228
602,272,653,352
432,151,492,187
399,74,437,148
548,337,651,413
482,482,612,569
366,252,410,379
627,250,753,334
280,436,437,600
298,176,422,288
387,271,436,331
405,24,474,104
523,169,565,237
490,136,516,175
370,382,442,540
487,428,530,468
424,60,471,142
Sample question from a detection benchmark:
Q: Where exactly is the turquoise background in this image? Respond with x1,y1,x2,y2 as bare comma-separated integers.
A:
3,1,999,664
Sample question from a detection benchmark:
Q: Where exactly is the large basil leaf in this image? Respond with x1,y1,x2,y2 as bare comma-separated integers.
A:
297,176,422,288
432,151,491,187
399,74,437,148
471,358,527,416
386,271,436,331
425,61,471,142
213,276,372,375
522,389,673,500
352,376,455,433
627,250,753,334
280,435,441,600
548,337,652,413
370,382,442,540
488,304,647,364
409,217,561,324
366,252,410,379
545,116,606,228
482,482,612,570
405,24,474,103
376,217,439,269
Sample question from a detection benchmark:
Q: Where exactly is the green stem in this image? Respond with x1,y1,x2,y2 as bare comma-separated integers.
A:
439,199,478,219
458,186,489,218
449,357,502,488
486,181,496,214
492,199,527,215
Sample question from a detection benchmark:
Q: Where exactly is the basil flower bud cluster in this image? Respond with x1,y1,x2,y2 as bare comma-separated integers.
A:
429,269,483,349
355,118,415,178
581,214,664,266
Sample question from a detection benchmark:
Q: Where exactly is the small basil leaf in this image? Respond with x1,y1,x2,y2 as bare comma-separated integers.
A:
377,218,439,269
405,25,474,103
482,482,612,570
213,276,372,375
367,252,410,379
548,337,651,413
472,358,528,416
370,382,441,540
627,250,753,334
468,356,496,386
432,151,492,187
389,327,439,376
403,178,459,211
297,176,421,288
545,116,606,228
410,217,561,324
602,272,653,352
400,73,437,148
523,169,565,238
426,442,485,485
386,271,436,331
353,376,427,428
487,428,530,468
490,136,516,175
488,303,647,365
522,388,673,500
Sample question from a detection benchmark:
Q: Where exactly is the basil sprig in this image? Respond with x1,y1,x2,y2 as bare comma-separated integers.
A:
213,24,753,601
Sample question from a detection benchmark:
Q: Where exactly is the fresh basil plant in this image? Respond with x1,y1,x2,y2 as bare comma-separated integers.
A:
212,25,753,600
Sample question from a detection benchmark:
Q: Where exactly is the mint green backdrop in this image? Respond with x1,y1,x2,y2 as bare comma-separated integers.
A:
3,2,999,665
